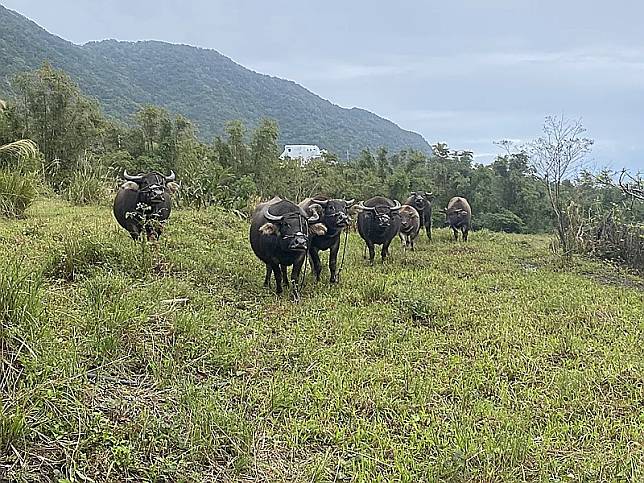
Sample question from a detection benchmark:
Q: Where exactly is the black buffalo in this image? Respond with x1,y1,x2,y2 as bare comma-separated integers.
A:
250,197,324,294
404,191,434,241
113,170,179,240
444,196,472,241
357,196,402,263
299,196,354,283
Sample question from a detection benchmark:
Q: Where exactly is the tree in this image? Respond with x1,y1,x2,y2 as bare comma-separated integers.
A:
617,170,644,201
0,98,40,168
526,116,594,253
134,105,170,154
11,63,102,176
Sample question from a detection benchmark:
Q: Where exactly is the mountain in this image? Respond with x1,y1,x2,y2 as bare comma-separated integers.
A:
0,5,431,157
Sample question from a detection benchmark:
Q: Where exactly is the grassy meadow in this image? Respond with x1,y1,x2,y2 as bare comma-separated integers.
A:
1,199,643,482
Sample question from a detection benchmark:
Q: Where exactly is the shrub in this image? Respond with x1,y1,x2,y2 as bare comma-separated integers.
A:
476,210,526,233
0,170,38,218
63,171,109,205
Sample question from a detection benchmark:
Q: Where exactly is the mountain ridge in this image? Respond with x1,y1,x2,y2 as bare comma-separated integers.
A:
0,4,431,156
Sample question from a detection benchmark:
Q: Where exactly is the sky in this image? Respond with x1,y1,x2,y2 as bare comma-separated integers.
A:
3,0,644,171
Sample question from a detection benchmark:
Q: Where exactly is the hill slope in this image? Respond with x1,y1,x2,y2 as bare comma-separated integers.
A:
0,5,431,156
1,198,643,481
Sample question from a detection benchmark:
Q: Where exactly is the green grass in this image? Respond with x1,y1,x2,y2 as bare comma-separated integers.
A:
0,198,642,482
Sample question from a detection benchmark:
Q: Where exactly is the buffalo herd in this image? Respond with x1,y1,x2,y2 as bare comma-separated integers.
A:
112,171,472,296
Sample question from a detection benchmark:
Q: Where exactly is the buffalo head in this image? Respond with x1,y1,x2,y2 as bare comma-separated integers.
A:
259,207,321,252
357,200,401,228
123,169,177,204
311,197,355,230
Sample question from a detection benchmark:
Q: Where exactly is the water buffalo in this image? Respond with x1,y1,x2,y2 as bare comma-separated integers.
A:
445,196,472,241
404,191,434,241
399,205,421,250
357,196,402,263
250,197,324,295
299,196,355,283
113,170,179,240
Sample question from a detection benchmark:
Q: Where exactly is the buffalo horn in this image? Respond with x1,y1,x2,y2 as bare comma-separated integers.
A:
264,209,284,222
165,170,176,182
123,169,143,182
344,199,355,207
391,200,402,211
356,202,375,212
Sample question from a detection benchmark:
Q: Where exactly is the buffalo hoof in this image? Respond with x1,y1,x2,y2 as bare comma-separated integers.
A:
330,275,339,284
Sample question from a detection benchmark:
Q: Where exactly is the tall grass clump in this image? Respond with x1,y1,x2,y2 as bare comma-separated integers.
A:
60,157,110,205
0,257,42,331
44,234,119,281
0,259,40,451
63,170,109,205
0,170,38,218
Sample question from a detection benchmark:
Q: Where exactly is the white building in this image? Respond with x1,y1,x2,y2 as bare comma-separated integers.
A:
280,144,324,165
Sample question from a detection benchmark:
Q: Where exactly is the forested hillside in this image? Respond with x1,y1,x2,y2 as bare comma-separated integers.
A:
0,5,430,156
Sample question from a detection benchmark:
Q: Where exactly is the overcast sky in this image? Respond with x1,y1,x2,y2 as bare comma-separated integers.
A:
3,0,644,171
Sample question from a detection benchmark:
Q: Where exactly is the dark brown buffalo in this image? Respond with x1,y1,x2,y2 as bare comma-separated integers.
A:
113,170,179,240
445,196,472,241
399,205,421,250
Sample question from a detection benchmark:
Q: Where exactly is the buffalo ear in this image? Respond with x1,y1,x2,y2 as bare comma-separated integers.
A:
122,181,139,191
309,203,324,217
259,223,278,236
166,181,180,194
310,223,328,236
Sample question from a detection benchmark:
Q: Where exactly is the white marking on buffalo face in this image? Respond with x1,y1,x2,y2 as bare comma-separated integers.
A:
121,181,139,191
310,223,328,236
259,223,277,236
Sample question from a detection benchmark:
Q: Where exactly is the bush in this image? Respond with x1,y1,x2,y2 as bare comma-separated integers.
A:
476,210,526,233
63,171,109,205
573,208,644,271
0,170,38,218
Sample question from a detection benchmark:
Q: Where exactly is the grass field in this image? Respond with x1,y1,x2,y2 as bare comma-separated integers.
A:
1,199,643,482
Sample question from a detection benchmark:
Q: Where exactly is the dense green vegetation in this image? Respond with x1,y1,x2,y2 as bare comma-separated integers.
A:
1,199,642,481
0,5,430,156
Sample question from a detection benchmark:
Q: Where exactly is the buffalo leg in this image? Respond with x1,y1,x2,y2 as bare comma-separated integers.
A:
381,241,391,262
263,265,272,288
271,263,283,294
280,264,290,288
310,248,322,282
399,233,406,248
291,255,305,293
452,227,459,241
329,238,340,283
463,227,469,242
366,241,376,265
